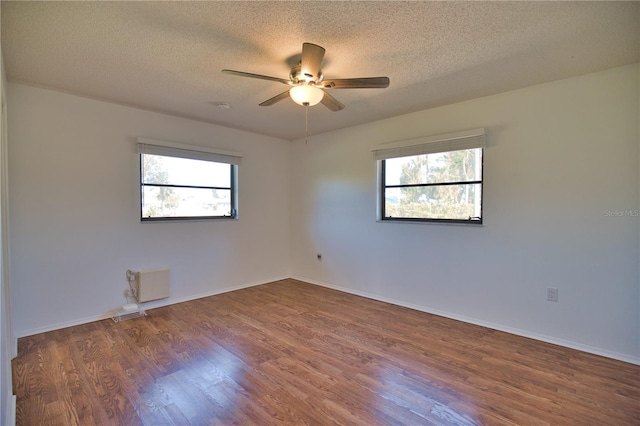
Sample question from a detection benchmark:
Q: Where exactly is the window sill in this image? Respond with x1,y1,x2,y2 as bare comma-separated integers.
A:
377,218,483,226
141,216,238,223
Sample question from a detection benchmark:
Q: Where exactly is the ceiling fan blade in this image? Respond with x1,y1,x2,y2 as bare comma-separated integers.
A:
321,91,345,112
259,91,290,106
320,77,390,89
222,69,290,85
301,43,325,80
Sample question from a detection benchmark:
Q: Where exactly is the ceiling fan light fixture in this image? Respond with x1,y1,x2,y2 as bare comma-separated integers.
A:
289,85,324,106
223,42,387,112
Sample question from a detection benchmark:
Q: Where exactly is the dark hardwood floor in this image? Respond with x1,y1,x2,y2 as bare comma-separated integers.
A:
12,279,640,425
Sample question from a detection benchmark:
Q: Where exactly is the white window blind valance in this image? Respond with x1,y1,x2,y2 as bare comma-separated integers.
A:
136,137,243,165
371,128,486,160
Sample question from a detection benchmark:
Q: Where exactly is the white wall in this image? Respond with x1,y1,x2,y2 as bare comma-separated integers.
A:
6,64,639,365
7,84,291,336
1,50,16,426
290,64,640,364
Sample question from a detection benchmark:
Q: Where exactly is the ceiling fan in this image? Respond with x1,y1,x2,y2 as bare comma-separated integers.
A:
222,42,390,111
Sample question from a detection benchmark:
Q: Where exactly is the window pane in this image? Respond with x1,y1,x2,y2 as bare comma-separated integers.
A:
142,154,231,187
385,183,482,220
142,186,231,218
385,148,481,186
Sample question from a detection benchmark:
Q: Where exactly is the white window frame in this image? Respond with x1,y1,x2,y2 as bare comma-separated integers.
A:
136,138,242,221
372,128,486,224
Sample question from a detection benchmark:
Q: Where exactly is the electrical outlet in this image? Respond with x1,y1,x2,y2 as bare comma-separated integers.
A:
547,287,559,302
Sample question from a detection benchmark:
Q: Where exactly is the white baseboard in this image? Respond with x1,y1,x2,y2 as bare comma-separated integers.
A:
292,275,640,366
15,275,289,338
15,274,639,366
137,275,290,311
7,394,16,426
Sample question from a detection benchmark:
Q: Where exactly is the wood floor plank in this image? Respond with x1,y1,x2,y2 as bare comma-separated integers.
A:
12,279,640,425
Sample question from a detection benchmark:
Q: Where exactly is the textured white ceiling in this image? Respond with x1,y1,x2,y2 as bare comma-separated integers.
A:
2,1,639,140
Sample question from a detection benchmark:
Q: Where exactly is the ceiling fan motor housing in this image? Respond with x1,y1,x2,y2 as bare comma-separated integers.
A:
290,64,323,85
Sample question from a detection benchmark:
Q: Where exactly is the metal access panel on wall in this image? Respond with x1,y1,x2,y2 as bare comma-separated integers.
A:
137,268,170,302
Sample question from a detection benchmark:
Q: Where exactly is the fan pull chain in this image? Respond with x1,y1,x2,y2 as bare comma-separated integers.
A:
304,103,309,144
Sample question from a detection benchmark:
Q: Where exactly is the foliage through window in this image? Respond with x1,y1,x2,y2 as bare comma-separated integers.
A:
140,153,237,221
381,147,483,223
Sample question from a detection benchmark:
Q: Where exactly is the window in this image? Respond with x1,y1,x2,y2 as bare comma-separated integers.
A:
137,139,241,221
373,129,485,224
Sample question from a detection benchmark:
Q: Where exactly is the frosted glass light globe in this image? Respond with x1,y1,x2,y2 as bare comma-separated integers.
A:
289,85,324,106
